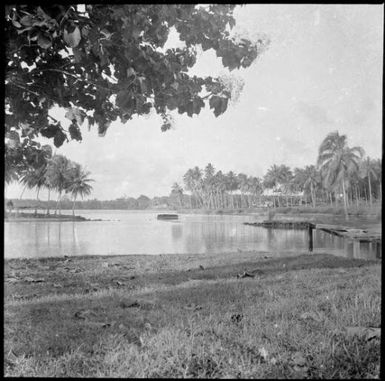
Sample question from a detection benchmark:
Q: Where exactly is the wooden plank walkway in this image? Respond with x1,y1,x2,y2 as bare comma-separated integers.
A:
316,224,381,243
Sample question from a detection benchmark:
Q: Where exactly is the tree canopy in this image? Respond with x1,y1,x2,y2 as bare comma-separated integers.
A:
5,4,269,179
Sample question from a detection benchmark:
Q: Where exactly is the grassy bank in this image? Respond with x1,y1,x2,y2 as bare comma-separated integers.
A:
4,212,101,222
4,251,381,378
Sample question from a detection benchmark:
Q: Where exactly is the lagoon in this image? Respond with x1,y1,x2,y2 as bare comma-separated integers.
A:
4,209,380,259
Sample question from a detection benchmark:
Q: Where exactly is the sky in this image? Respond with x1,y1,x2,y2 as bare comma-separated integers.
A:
6,4,383,200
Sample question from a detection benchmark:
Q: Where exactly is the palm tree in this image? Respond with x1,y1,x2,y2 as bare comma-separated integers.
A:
349,169,362,209
237,173,249,208
5,165,19,188
19,164,48,214
293,167,310,206
45,155,71,215
213,170,227,209
248,176,263,207
44,176,54,215
372,159,382,201
183,167,204,208
279,165,293,207
170,182,184,208
204,163,216,209
302,165,320,208
359,157,378,206
264,164,292,207
65,163,94,216
317,131,364,219
183,168,195,208
225,171,238,209
264,164,280,207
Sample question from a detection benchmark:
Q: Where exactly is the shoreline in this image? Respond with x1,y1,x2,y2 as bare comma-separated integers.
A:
0,248,346,262
4,212,104,222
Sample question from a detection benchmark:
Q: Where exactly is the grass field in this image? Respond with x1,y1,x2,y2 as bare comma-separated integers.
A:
4,251,381,378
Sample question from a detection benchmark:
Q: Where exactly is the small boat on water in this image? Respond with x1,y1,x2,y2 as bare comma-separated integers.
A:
157,214,179,220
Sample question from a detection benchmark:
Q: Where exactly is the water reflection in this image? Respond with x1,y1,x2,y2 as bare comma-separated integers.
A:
58,222,62,250
171,223,183,241
35,223,39,252
47,223,50,246
313,230,381,260
4,210,381,260
71,222,76,255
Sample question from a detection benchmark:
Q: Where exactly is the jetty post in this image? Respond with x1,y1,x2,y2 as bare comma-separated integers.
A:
308,223,314,252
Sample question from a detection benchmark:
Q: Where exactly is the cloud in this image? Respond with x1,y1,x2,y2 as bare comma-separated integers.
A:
295,101,334,125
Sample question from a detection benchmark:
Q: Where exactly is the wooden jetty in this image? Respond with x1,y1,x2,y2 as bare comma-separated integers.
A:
244,220,381,254
244,221,380,242
244,220,316,251
244,221,315,229
316,224,381,243
157,214,179,220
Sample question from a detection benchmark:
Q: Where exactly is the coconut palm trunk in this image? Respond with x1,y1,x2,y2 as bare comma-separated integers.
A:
20,183,28,199
342,180,349,220
310,183,315,208
35,187,40,215
368,175,373,206
55,190,62,215
72,194,77,216
55,195,59,214
47,188,51,215
355,186,359,209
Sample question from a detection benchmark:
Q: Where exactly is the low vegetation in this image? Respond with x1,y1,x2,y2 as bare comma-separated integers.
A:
4,252,381,378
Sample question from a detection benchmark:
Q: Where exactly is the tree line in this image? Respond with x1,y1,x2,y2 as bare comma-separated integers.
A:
170,131,381,216
5,131,381,217
6,147,94,216
7,195,154,212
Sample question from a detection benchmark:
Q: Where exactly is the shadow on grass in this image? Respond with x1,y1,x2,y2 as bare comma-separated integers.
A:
137,253,378,286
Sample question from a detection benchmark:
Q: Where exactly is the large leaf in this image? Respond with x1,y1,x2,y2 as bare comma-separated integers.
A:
5,131,21,148
63,26,81,48
69,123,82,141
19,15,34,27
116,91,136,112
65,107,86,126
40,124,60,139
37,33,52,49
53,129,67,147
209,95,228,117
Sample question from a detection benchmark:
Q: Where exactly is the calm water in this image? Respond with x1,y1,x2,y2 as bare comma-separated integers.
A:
4,210,381,259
